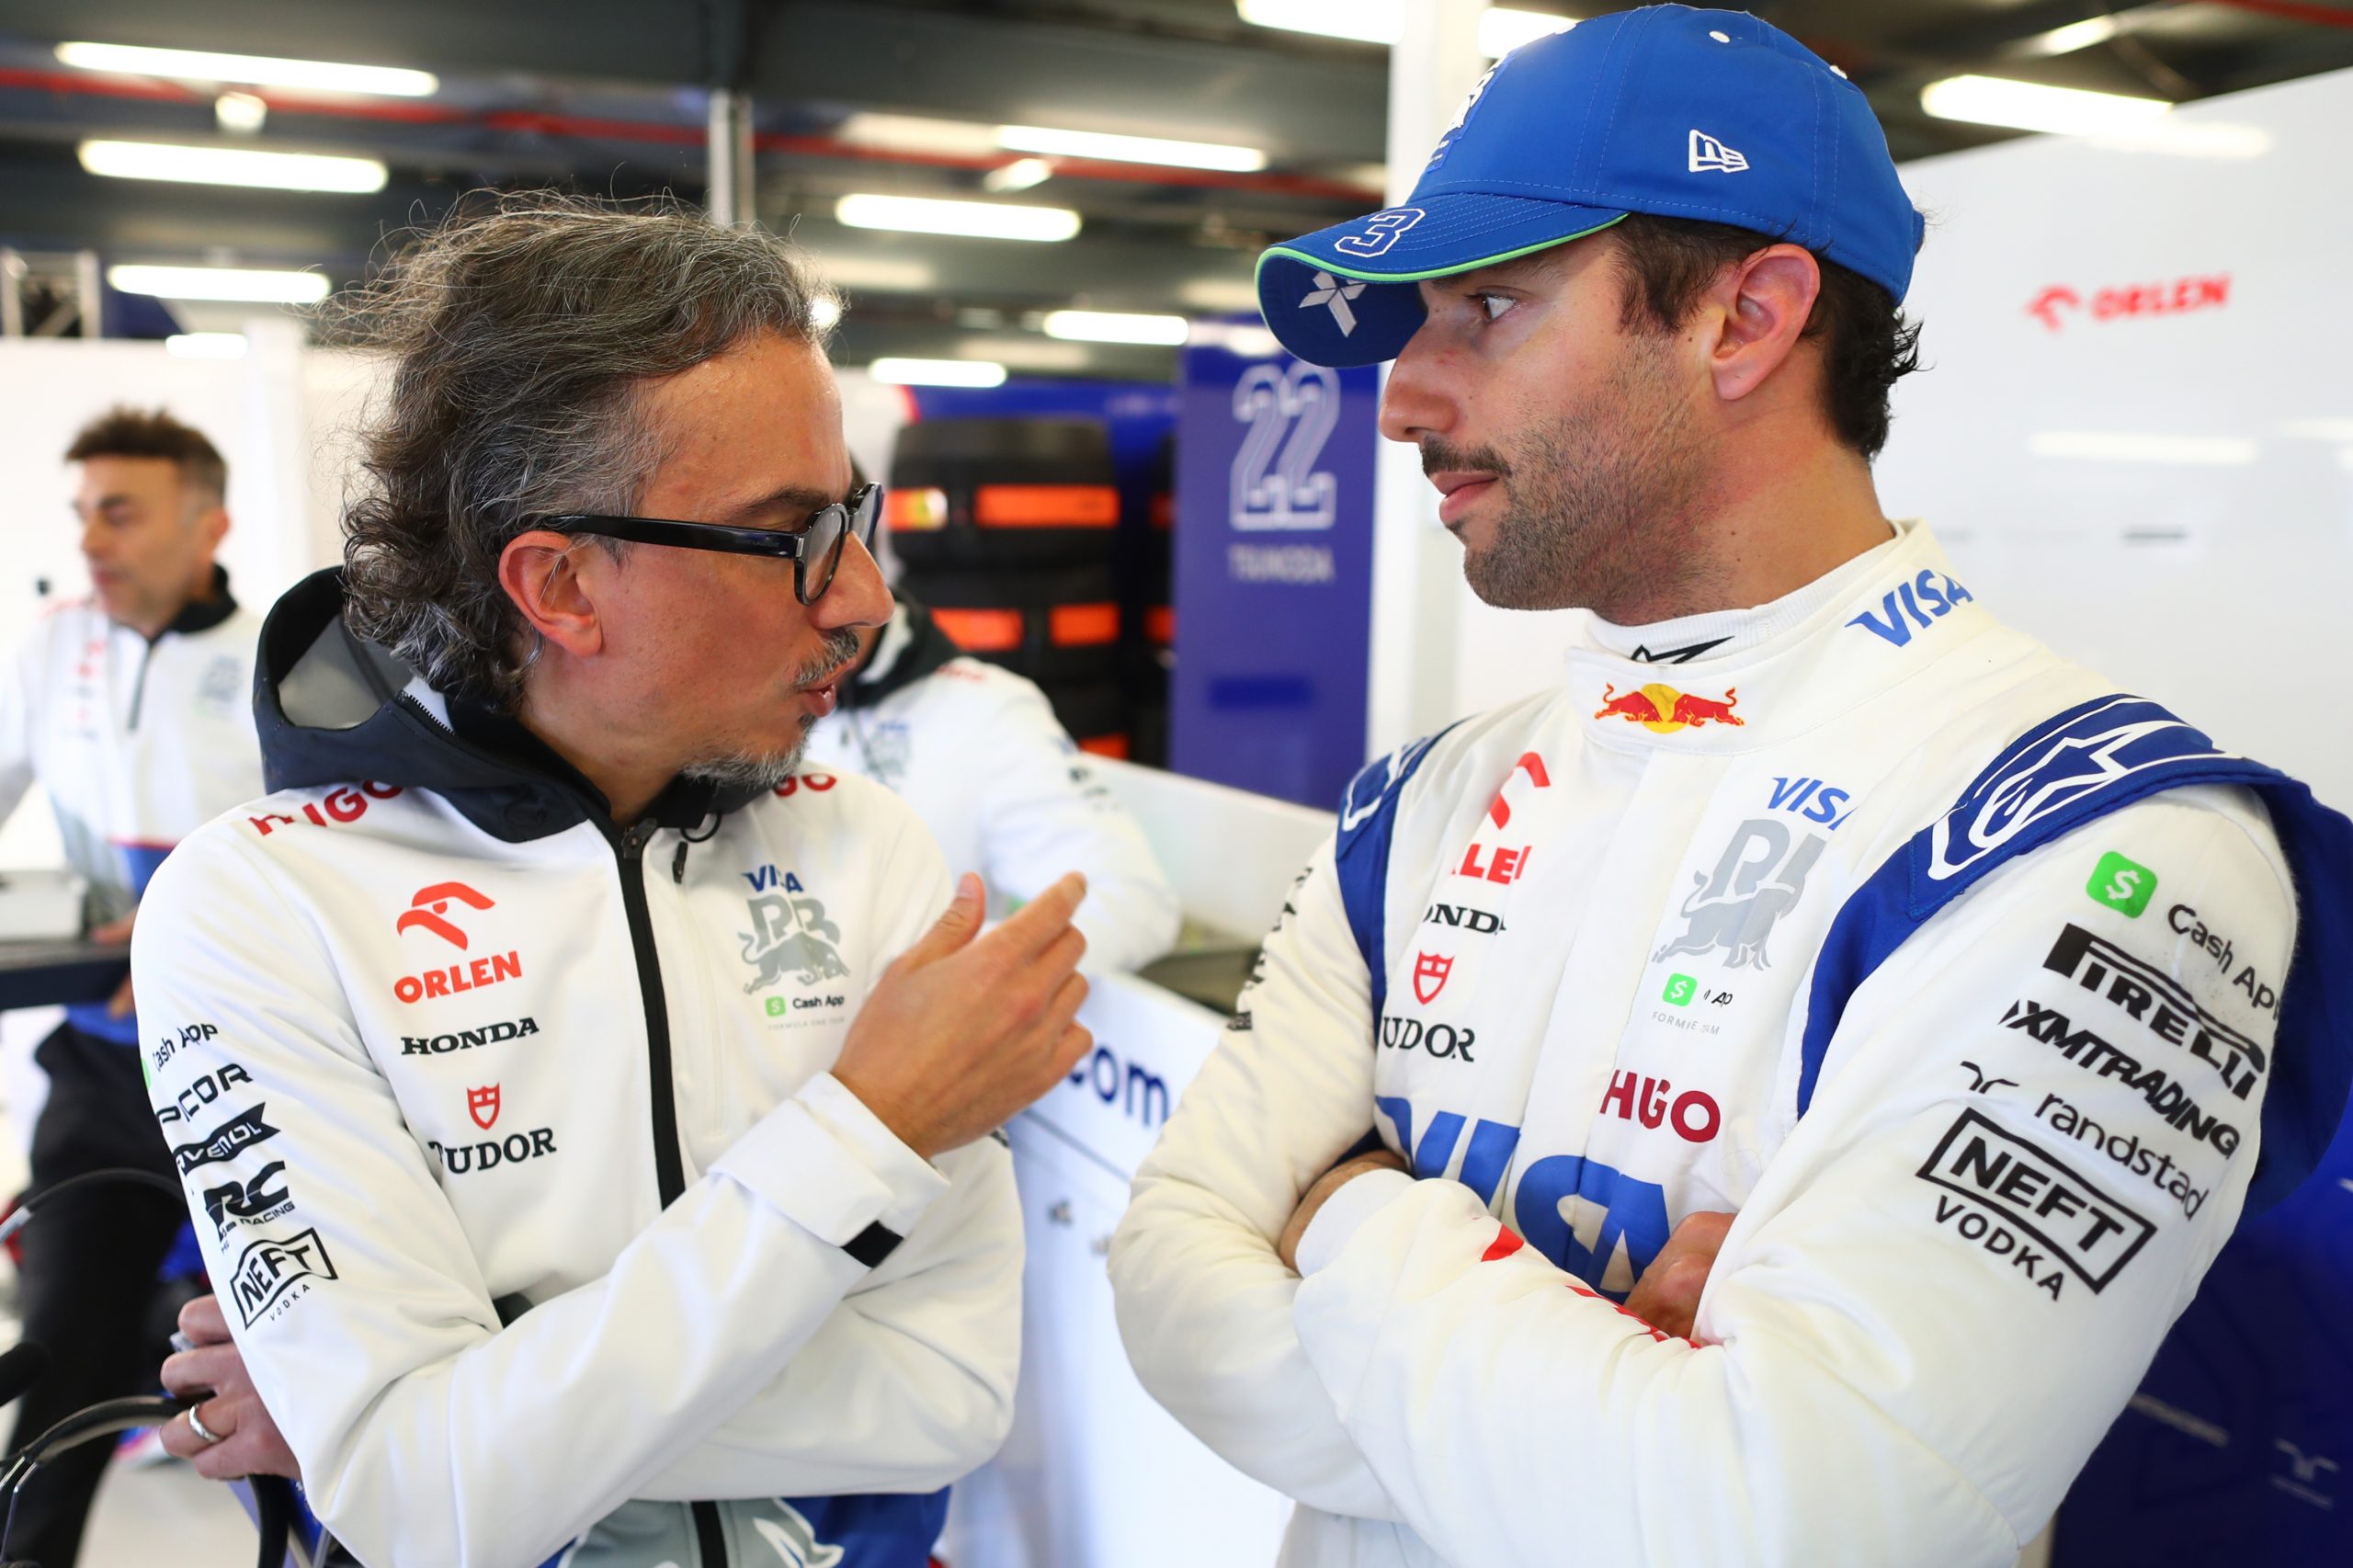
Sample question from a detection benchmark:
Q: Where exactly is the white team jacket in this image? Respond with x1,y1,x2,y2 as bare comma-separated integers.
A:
805,600,1180,974
131,571,1021,1568
1111,522,2351,1567
0,574,262,1040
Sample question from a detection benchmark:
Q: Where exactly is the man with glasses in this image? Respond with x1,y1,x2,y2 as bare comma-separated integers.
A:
130,195,1091,1568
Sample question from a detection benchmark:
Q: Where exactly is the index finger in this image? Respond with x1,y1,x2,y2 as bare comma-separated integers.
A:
977,873,1087,961
179,1294,232,1343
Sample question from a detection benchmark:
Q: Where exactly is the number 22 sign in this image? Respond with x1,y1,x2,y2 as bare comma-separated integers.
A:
1229,361,1340,531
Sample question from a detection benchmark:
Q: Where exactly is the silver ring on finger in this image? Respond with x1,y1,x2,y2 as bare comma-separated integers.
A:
186,1404,226,1446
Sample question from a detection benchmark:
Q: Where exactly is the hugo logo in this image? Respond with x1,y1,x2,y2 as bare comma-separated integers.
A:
397,882,495,949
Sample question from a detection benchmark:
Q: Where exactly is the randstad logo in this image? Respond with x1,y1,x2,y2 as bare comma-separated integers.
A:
1595,683,1743,733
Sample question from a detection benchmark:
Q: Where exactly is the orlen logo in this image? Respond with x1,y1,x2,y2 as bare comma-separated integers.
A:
774,771,838,798
2028,275,2229,334
248,781,403,837
392,882,521,1006
396,882,495,949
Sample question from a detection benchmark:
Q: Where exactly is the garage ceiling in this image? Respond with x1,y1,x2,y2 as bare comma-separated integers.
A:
2,0,2349,377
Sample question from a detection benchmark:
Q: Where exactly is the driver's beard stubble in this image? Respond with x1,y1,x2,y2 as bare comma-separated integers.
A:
1435,332,1717,620
680,626,863,791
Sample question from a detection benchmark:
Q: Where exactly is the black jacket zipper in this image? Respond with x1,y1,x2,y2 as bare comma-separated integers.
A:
127,637,156,731
614,823,732,1568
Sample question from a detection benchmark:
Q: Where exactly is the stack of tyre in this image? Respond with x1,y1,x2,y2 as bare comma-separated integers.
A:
885,417,1133,756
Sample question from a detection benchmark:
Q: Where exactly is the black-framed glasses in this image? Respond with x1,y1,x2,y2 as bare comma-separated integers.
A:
535,483,881,606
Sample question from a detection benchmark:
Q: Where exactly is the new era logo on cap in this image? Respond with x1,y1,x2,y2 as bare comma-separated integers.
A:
1688,129,1749,173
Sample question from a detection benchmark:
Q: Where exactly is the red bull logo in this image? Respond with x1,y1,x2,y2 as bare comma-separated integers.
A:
1595,683,1745,735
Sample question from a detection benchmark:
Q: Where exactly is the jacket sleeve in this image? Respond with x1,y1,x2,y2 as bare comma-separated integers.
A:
972,676,1181,974
635,1135,1020,1499
1286,791,2296,1565
1107,837,1403,1522
132,826,969,1568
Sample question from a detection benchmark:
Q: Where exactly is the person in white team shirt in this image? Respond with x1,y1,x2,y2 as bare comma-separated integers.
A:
0,406,265,1568
802,592,1180,975
131,196,1093,1568
1109,8,2352,1566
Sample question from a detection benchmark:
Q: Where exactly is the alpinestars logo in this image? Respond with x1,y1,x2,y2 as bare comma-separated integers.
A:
1302,271,1369,336
395,881,495,949
739,869,850,994
1688,130,1750,173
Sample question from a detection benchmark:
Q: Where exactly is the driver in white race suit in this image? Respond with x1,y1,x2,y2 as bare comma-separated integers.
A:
1108,9,2353,1567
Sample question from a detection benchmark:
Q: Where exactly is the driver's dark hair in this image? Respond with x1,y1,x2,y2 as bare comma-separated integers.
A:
64,407,228,506
327,191,840,710
1607,213,1922,460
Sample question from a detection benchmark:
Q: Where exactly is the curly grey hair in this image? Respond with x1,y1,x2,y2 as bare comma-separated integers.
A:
330,192,841,710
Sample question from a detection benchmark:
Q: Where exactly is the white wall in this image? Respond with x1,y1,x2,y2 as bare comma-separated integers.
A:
1447,63,2353,813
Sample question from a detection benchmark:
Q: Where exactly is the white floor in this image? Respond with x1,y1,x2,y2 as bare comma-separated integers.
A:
83,1454,266,1568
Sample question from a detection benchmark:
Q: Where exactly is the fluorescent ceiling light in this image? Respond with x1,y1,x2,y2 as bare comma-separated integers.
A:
2028,431,2256,466
1191,321,1287,358
2013,16,2122,59
996,125,1266,173
80,139,387,193
1042,310,1190,347
835,193,1080,243
835,113,1001,158
870,358,1008,388
1477,7,1575,57
165,333,249,359
56,41,436,97
2283,418,2353,442
108,265,331,304
1238,3,1574,57
1920,74,2169,136
1179,277,1264,312
983,158,1054,193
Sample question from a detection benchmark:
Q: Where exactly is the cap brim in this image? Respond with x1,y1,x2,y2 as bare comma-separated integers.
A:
1256,195,1627,367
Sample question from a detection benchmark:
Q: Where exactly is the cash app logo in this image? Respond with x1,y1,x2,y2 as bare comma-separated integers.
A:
1662,973,1698,1007
2086,851,2156,917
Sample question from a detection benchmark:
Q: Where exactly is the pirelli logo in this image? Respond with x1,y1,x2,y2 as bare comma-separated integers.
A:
2042,925,2265,1098
1918,1109,2155,1294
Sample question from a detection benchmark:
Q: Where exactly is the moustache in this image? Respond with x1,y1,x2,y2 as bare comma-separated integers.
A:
1420,439,1512,482
795,629,862,688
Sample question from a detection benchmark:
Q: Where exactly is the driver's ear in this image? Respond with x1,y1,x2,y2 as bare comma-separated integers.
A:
499,531,605,658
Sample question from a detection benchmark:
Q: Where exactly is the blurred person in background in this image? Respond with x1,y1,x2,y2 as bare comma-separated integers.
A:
133,195,1090,1568
804,584,1181,976
0,406,264,1566
1110,9,2349,1565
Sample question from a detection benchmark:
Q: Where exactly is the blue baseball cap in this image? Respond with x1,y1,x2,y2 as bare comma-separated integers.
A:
1257,4,1924,368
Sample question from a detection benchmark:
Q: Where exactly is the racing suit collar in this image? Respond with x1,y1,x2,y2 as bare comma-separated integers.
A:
153,564,239,638
256,566,766,843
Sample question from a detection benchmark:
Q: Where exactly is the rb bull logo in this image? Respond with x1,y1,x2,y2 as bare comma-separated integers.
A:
1653,818,1825,971
740,891,851,994
468,1084,501,1131
1595,683,1744,734
1413,951,1453,1005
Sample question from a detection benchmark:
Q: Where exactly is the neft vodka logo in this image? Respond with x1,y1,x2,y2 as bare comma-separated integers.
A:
1653,818,1824,971
1918,1109,2155,1300
738,867,850,994
231,1227,337,1328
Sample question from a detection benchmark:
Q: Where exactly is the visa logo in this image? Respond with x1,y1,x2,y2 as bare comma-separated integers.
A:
1847,570,1974,648
1768,776,1856,830
742,865,805,893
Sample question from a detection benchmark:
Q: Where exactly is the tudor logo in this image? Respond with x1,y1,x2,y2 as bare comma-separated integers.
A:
467,1085,501,1131
395,882,495,949
1413,951,1453,1006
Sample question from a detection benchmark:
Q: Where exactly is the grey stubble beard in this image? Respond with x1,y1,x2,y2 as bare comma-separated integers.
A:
679,626,862,791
